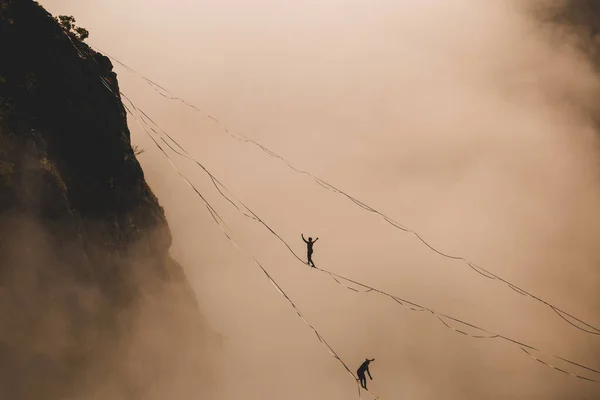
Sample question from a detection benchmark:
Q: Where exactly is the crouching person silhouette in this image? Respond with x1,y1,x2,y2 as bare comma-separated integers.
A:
357,358,375,390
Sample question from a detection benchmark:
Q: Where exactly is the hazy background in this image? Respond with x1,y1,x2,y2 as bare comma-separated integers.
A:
38,0,600,398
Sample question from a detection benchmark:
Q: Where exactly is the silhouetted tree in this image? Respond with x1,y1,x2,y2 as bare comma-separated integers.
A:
75,27,89,41
55,15,89,41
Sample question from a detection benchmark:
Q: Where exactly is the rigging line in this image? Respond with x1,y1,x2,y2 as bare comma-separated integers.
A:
230,140,600,334
93,44,208,118
127,101,224,215
62,37,371,397
507,284,529,297
520,348,598,382
131,107,258,222
122,99,229,233
85,38,600,383
555,355,600,375
122,95,292,258
124,93,560,389
365,289,600,380
467,262,496,280
240,155,600,334
411,231,462,260
80,37,600,385
122,99,367,399
319,269,600,374
158,135,246,215
550,307,600,336
122,98,459,288
142,120,600,383
137,108,189,155
155,138,256,220
117,91,600,381
59,26,86,59
130,99,600,383
257,261,356,380
359,385,382,400
94,50,600,337
327,270,532,346
433,314,499,340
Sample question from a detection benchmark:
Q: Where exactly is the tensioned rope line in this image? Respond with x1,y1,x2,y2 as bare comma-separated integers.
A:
64,35,600,384
118,91,375,399
145,83,600,335
89,45,600,337
121,91,600,384
56,31,371,397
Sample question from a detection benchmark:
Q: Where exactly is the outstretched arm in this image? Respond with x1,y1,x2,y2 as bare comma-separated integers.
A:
314,237,319,242
367,369,372,380
301,234,308,243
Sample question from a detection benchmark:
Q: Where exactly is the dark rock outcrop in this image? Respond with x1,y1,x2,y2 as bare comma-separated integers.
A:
0,1,217,399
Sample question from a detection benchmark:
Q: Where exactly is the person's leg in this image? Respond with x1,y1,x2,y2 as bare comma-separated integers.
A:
308,252,314,267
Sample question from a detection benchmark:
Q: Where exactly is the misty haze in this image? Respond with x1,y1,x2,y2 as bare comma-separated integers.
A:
2,0,600,399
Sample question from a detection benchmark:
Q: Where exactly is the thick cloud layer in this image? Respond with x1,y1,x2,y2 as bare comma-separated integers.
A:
38,0,600,398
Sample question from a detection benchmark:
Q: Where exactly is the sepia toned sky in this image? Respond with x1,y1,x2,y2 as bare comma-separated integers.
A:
39,0,600,398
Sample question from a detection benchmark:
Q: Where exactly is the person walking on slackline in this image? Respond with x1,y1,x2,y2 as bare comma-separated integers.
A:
301,233,318,268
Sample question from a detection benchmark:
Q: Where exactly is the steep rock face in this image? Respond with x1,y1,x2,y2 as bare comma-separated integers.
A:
0,1,216,399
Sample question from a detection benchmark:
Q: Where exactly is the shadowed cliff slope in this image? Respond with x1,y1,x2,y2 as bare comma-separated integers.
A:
0,1,218,399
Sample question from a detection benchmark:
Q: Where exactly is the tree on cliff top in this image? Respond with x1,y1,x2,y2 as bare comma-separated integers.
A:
55,15,89,41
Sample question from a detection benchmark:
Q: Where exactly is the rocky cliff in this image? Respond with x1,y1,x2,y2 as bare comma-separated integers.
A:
0,1,216,399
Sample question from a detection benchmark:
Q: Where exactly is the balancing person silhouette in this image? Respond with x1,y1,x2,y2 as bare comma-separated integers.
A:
301,233,318,268
357,358,375,390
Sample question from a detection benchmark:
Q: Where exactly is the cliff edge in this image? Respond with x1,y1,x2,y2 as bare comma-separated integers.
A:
0,1,217,399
